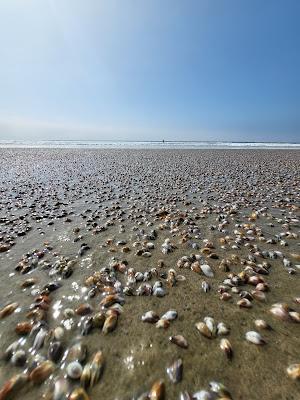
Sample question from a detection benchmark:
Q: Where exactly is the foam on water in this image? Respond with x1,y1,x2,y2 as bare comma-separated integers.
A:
0,140,299,149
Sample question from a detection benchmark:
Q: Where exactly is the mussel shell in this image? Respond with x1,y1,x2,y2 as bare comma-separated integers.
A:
48,341,63,363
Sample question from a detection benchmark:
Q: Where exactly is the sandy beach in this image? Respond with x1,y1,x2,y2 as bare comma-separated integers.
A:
0,148,299,400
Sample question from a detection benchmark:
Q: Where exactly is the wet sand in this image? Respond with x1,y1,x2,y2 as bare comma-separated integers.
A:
0,149,299,400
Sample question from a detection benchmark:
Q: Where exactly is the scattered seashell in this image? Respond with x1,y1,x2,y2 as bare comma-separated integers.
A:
30,360,55,384
220,338,233,359
149,380,165,400
169,335,188,349
195,322,212,339
161,310,177,321
67,361,83,379
0,303,19,319
166,358,183,383
200,264,214,278
286,364,300,380
81,351,104,388
245,331,265,345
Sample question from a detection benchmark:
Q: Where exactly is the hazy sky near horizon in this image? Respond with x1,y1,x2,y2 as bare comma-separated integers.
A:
0,0,299,142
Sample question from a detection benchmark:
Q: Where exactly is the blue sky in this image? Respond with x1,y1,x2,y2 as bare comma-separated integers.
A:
0,0,299,141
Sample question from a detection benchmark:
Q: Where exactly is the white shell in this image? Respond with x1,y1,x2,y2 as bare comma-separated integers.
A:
245,331,265,345
200,264,214,278
217,322,230,336
161,310,177,321
153,287,165,297
67,361,83,379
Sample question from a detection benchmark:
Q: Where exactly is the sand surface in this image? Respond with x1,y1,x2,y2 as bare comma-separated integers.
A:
0,149,299,400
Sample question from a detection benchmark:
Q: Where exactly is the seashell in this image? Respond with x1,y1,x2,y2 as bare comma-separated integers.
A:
48,341,63,363
21,278,37,288
201,281,210,293
237,298,252,308
245,331,265,345
92,312,106,328
75,303,93,316
69,387,90,400
65,341,87,363
200,264,214,278
67,361,83,379
161,310,177,321
169,335,188,349
53,377,70,400
220,338,233,359
289,311,300,323
3,340,20,361
254,319,270,329
270,306,290,321
203,317,216,336
256,282,269,292
179,391,194,400
220,292,232,301
0,373,28,400
191,262,201,274
166,358,183,383
15,321,33,335
81,317,94,336
156,319,170,329
109,303,124,314
149,380,165,400
166,274,176,287
153,287,166,297
217,322,230,336
195,322,212,338
293,297,300,304
209,381,232,398
80,350,104,388
100,294,125,308
53,326,65,341
141,311,159,323
30,360,55,384
102,312,118,334
251,290,266,302
11,350,27,367
0,302,19,319
286,364,300,380
32,328,47,350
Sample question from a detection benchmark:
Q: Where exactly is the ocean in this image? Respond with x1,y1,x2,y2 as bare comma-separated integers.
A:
0,140,299,149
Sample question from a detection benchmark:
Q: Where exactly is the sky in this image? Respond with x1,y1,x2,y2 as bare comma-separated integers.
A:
0,0,299,142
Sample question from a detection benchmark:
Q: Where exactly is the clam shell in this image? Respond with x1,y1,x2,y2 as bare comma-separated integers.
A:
245,331,265,345
169,335,188,349
141,311,159,323
161,310,177,321
149,380,165,400
67,361,83,379
200,264,214,278
166,358,183,383
286,363,300,380
195,322,212,338
220,339,233,359
30,360,55,384
48,341,63,363
0,302,19,319
156,319,170,329
102,313,118,334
